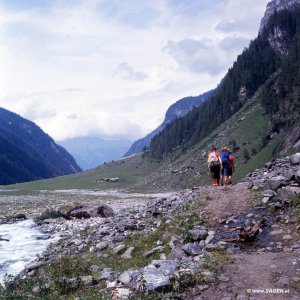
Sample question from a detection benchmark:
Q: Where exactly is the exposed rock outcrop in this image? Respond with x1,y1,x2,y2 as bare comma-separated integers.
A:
260,0,300,34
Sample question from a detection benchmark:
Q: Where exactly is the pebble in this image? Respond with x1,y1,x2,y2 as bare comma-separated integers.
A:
122,247,135,259
275,276,289,288
113,244,126,254
270,229,284,236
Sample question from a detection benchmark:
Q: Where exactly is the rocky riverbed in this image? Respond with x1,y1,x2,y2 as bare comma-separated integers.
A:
0,154,300,299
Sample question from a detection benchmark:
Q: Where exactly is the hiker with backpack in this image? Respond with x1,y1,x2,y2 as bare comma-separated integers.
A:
220,147,231,186
207,146,222,186
228,151,235,185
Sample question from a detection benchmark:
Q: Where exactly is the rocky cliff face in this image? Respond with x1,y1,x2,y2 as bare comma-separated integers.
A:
267,25,290,55
260,0,300,33
260,0,300,55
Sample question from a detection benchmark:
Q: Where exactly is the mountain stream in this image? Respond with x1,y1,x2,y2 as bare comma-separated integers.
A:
0,219,55,285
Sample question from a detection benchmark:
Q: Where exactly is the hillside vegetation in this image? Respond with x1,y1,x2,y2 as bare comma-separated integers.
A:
150,8,300,161
0,108,81,185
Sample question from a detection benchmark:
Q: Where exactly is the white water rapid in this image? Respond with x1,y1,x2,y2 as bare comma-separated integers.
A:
0,219,55,284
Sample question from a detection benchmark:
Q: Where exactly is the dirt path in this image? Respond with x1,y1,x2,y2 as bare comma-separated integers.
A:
194,251,300,299
200,183,257,226
189,183,300,300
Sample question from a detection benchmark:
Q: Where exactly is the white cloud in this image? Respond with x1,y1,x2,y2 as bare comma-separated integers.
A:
114,63,148,81
163,38,224,75
219,36,250,51
0,0,270,141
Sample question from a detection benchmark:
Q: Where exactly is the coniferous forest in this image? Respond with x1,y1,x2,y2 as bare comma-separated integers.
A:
150,8,300,159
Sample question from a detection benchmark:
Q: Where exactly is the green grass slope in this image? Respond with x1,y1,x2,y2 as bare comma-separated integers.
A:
0,161,139,191
132,88,283,191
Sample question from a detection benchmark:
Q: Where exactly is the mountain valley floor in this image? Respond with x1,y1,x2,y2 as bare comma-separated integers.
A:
0,155,300,299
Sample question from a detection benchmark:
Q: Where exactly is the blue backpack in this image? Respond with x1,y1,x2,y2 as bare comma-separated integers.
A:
221,151,230,166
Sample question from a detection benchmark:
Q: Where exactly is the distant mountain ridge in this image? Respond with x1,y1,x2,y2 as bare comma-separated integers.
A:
58,136,132,170
0,107,81,185
124,90,214,156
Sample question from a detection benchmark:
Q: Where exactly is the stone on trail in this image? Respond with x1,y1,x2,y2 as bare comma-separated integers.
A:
118,272,132,286
167,244,186,260
80,275,98,286
275,276,290,288
143,246,163,258
270,229,284,236
150,260,179,276
112,288,131,299
121,247,134,259
169,235,179,249
277,186,298,204
247,181,254,189
265,176,288,191
201,271,217,283
296,169,300,184
95,241,108,251
262,189,277,198
205,231,215,244
100,268,113,281
290,153,300,165
182,242,202,256
188,228,208,241
262,197,270,204
113,244,126,254
140,268,171,292
118,269,140,289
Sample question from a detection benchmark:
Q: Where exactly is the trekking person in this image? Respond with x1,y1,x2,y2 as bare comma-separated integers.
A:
207,146,222,186
228,151,235,185
220,147,231,186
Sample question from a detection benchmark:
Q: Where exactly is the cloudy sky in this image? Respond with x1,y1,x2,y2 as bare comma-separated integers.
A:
0,0,269,141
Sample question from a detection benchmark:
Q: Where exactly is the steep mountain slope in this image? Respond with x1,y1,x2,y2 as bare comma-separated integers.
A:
260,6,300,154
58,136,132,170
124,90,214,156
149,0,300,162
0,107,81,185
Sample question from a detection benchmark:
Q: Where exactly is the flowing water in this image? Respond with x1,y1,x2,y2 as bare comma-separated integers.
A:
0,219,56,284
